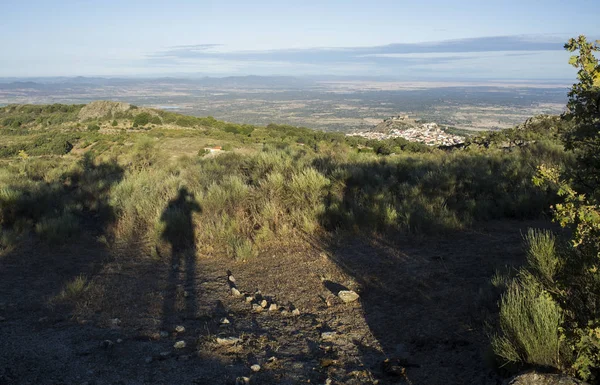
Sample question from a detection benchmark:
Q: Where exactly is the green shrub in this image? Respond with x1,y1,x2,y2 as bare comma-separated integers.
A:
87,124,100,132
35,212,79,244
492,280,563,368
111,119,118,127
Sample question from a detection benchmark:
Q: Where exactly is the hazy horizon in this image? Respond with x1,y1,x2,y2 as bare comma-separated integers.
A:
2,0,598,79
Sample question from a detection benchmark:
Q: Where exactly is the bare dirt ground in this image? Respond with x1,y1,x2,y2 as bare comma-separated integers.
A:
0,221,546,385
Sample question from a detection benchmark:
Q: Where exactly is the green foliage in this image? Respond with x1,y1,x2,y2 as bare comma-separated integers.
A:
87,123,100,132
492,280,563,368
112,119,118,127
563,36,600,193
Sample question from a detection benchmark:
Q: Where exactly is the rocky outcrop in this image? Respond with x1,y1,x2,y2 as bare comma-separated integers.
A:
78,101,132,120
506,372,589,385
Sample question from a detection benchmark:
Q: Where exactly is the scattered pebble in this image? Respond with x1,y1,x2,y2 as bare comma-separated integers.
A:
235,377,250,385
175,325,185,333
251,364,261,372
173,340,186,349
260,299,268,308
338,290,360,303
280,309,289,316
216,336,241,346
292,308,300,316
245,295,253,303
110,318,121,327
325,378,333,385
321,332,336,341
252,303,263,312
116,338,123,343
268,303,278,311
228,275,236,283
231,287,241,297
220,317,230,325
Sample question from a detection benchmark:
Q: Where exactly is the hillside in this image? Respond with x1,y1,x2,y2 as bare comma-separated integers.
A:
0,102,572,385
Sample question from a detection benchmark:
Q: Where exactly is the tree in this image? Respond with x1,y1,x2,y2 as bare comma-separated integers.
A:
563,36,600,194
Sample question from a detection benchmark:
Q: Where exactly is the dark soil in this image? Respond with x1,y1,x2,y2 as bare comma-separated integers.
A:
0,221,547,385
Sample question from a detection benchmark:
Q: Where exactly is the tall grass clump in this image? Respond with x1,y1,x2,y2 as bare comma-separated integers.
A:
492,279,563,368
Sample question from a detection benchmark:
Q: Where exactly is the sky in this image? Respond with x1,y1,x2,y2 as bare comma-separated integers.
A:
1,0,598,80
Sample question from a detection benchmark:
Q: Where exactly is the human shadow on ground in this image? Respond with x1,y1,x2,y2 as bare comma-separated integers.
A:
159,187,202,329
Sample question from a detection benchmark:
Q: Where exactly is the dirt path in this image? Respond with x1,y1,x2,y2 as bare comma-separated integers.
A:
0,221,546,385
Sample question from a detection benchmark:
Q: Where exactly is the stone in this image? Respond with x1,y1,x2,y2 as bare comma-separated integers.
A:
175,325,185,333
228,275,236,283
252,303,263,312
506,372,589,385
338,290,360,303
250,364,261,372
268,303,278,311
220,317,230,325
245,295,253,302
160,331,169,338
216,337,241,346
231,287,241,297
280,309,289,316
235,377,250,385
325,378,333,385
321,332,336,341
110,318,121,327
159,351,171,359
291,308,300,316
173,340,186,349
260,299,268,308
116,339,123,344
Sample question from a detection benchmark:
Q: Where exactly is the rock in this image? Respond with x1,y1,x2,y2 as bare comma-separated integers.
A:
231,287,241,297
252,303,263,312
320,358,338,368
325,378,333,385
260,299,268,308
228,275,236,283
220,317,230,325
116,338,123,344
291,308,300,316
280,309,289,316
175,325,185,333
251,364,261,372
159,351,171,359
110,318,121,327
269,303,278,311
245,295,253,302
235,377,250,385
160,330,169,338
338,290,359,303
321,332,336,341
216,337,241,346
173,340,186,349
506,372,589,385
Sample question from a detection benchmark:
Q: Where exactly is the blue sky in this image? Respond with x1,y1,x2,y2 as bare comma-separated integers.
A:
1,0,598,79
